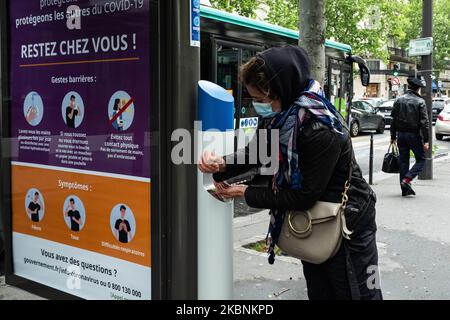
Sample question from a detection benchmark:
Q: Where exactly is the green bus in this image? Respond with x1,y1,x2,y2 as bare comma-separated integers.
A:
200,5,370,128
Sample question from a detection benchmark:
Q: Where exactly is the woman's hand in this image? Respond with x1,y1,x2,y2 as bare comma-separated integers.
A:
215,184,248,200
198,151,226,174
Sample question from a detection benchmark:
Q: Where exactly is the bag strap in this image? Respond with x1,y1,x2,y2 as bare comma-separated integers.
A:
340,162,353,240
341,154,353,210
340,123,356,240
341,127,354,206
391,142,399,156
387,143,393,154
386,142,399,157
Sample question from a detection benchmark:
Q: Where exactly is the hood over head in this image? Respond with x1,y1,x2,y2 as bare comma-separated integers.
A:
257,45,311,110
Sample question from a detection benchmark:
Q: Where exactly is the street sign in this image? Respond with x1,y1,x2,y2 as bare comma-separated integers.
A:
240,117,259,129
409,37,433,57
391,85,399,92
391,77,400,86
190,0,201,47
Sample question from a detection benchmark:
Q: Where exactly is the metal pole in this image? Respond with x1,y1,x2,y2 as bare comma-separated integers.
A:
369,133,374,185
0,2,4,266
347,60,353,127
164,0,200,299
419,0,433,180
0,0,13,281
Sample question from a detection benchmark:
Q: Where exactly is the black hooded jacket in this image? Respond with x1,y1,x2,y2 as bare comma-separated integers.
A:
214,46,377,235
257,45,311,109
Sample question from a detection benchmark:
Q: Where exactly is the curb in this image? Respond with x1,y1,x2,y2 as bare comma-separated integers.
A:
434,152,449,160
365,152,450,185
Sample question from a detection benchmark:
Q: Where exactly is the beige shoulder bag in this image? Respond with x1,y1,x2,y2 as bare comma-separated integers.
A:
277,164,354,265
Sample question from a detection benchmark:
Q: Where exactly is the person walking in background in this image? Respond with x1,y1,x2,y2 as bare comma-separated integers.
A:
390,76,430,197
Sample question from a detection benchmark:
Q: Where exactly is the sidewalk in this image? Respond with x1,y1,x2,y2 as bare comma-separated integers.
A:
0,277,44,300
233,154,450,300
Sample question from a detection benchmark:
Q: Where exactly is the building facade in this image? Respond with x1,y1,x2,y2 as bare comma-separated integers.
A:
354,46,417,101
439,68,450,97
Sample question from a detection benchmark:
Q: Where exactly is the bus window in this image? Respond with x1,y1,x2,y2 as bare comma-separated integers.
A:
216,43,262,132
217,45,239,120
240,49,259,121
327,56,352,120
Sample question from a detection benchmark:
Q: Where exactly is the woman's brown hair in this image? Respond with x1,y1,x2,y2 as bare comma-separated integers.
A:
239,56,276,100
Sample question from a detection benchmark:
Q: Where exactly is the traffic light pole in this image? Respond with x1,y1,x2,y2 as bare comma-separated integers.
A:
419,0,433,180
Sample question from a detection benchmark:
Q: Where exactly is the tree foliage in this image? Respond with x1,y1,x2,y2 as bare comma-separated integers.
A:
209,0,260,18
433,0,450,73
262,0,410,62
400,0,450,74
325,0,411,62
210,0,450,72
265,0,299,30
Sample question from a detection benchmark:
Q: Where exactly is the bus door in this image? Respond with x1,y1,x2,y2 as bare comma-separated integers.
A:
212,39,263,148
326,57,353,122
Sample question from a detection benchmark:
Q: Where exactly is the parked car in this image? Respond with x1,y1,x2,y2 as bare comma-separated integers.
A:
436,105,450,140
360,98,385,109
377,100,395,126
432,98,450,122
350,100,386,137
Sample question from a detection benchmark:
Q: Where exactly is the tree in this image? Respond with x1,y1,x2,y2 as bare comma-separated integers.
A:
299,0,326,84
325,0,410,62
210,0,450,74
400,0,450,75
265,0,298,30
262,0,410,63
209,0,260,18
433,0,450,74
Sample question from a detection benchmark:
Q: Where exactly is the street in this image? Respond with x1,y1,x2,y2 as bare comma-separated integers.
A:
353,127,450,177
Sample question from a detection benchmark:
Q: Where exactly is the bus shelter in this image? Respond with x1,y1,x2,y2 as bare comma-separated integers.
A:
0,0,199,300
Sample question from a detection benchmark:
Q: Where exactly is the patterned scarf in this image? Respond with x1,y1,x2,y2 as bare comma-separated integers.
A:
266,80,345,264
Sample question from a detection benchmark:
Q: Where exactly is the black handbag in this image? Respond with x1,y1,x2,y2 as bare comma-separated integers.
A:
382,143,400,174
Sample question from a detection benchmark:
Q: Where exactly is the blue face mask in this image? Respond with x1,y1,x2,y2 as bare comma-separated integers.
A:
253,102,277,118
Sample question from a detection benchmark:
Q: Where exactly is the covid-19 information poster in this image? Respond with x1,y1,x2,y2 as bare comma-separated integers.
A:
9,0,151,300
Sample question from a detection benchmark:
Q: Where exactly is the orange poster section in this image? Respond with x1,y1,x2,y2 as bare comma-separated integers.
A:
12,165,151,267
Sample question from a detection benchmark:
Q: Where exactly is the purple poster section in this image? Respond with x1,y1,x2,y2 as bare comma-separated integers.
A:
10,0,150,179
9,1,152,300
